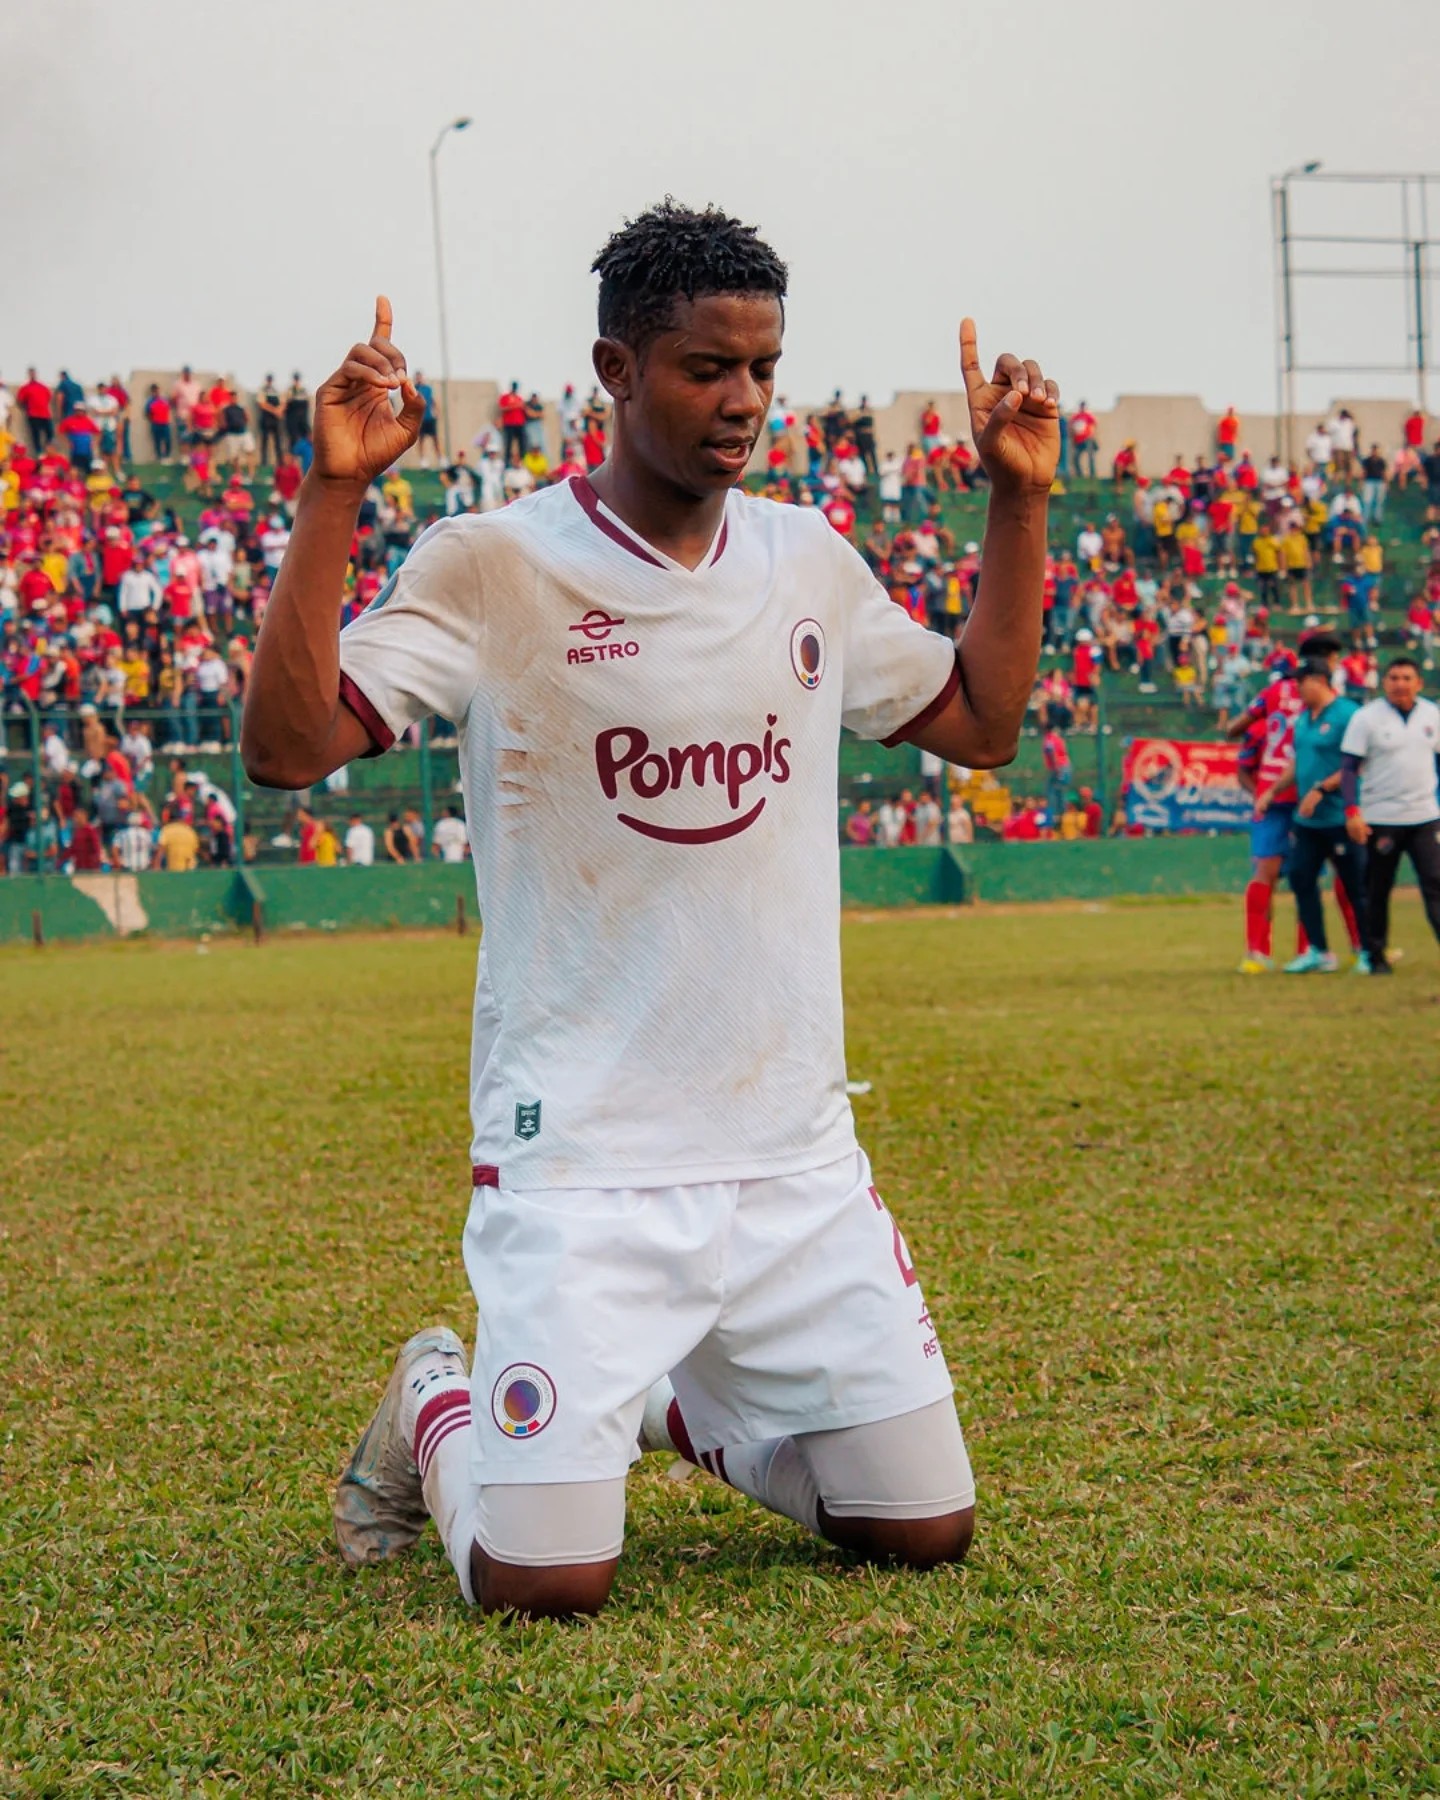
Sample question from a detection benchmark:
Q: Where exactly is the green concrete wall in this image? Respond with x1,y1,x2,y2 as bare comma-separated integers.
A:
0,863,477,945
954,835,1253,903
840,847,963,907
2,838,1413,946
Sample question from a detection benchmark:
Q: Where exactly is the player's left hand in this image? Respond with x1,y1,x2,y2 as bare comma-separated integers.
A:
1297,788,1320,819
960,319,1060,495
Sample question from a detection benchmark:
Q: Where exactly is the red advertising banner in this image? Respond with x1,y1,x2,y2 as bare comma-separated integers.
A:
1122,737,1249,833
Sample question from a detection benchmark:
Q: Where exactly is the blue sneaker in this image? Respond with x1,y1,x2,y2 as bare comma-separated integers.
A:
1284,947,1338,974
1352,951,1372,974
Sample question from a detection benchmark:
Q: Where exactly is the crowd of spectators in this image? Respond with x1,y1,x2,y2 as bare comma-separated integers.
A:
3,364,1438,871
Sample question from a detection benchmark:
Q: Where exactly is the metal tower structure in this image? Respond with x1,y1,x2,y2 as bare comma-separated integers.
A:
1270,165,1439,462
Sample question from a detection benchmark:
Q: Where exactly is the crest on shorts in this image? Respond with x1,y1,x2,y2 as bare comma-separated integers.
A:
514,1101,542,1140
491,1363,557,1439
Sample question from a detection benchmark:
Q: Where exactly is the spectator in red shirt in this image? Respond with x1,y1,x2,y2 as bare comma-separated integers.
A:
822,492,855,539
1070,402,1098,479
1216,407,1241,457
100,525,135,598
1072,629,1100,732
1078,786,1104,838
19,558,56,612
1404,408,1426,451
190,394,218,443
498,383,527,464
16,368,54,452
1134,612,1160,690
144,385,173,461
296,805,321,865
1002,800,1043,841
1112,440,1138,485
67,807,105,872
1041,725,1072,819
274,453,303,511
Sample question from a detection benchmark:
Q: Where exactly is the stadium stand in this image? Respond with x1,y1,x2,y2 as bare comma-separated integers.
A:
2,372,1437,870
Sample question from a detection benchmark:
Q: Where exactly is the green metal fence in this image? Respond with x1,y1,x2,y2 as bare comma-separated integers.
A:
2,676,1246,877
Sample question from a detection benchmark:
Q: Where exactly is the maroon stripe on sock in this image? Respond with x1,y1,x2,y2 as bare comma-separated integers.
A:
417,1411,470,1481
413,1386,470,1469
666,1397,698,1465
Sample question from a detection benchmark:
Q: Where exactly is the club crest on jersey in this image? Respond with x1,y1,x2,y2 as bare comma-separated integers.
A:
491,1363,556,1439
594,717,792,845
568,609,640,664
789,618,826,690
514,1101,542,1140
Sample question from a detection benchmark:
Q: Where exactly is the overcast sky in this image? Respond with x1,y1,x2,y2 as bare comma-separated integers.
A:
5,0,1436,415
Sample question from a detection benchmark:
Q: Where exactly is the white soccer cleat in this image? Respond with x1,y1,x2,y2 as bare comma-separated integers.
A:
333,1326,468,1568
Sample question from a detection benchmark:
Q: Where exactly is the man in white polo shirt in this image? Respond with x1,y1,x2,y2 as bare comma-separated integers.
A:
1341,656,1440,972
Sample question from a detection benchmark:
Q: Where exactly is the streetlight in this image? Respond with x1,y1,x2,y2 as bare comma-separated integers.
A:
1271,160,1322,462
429,116,472,458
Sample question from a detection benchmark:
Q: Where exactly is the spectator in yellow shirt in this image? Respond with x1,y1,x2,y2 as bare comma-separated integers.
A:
313,821,340,867
156,812,200,872
1351,536,1384,649
118,650,151,703
1058,801,1087,840
381,470,413,518
1283,525,1313,613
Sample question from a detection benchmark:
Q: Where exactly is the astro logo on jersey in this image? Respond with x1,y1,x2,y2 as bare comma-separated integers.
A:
789,618,826,689
594,717,792,845
514,1101,542,1140
490,1363,556,1439
568,609,640,664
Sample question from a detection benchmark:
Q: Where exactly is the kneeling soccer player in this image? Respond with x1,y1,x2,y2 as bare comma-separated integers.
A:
241,202,1059,1616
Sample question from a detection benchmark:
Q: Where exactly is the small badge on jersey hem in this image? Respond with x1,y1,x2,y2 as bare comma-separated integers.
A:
514,1101,542,1140
491,1363,557,1439
790,618,826,690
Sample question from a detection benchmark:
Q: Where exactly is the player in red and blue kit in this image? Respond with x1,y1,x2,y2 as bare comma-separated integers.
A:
1229,632,1358,970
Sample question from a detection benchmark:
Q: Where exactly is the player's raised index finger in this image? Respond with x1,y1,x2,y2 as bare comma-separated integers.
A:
959,318,984,394
372,295,394,344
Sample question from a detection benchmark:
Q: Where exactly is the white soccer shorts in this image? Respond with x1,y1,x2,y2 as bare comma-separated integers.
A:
461,1148,961,1489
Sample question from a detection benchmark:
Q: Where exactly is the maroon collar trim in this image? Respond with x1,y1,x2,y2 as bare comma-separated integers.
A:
568,474,730,570
568,475,665,568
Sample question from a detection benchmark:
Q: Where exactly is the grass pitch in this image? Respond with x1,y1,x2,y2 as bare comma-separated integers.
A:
2,900,1438,1798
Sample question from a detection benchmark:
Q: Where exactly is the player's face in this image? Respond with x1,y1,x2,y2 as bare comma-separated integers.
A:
605,293,783,498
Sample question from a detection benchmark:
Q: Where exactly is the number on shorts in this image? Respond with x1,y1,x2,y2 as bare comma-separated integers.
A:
869,1185,919,1288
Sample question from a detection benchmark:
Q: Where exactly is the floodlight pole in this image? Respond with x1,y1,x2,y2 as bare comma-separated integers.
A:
1270,163,1319,466
429,117,471,457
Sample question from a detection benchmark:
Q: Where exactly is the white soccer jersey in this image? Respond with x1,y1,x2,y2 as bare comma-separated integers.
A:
1340,696,1440,824
338,476,957,1189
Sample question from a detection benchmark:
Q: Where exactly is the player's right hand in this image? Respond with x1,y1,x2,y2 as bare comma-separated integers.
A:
311,296,425,490
1345,812,1370,845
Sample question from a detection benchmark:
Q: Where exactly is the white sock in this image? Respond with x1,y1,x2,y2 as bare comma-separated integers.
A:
409,1365,479,1606
645,1380,821,1536
701,1437,821,1536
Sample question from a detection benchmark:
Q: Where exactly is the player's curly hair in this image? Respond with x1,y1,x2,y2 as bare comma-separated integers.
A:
591,199,788,353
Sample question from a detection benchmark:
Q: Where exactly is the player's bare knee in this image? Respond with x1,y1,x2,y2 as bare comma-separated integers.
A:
470,1544,618,1620
823,1504,974,1570
882,1505,974,1569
